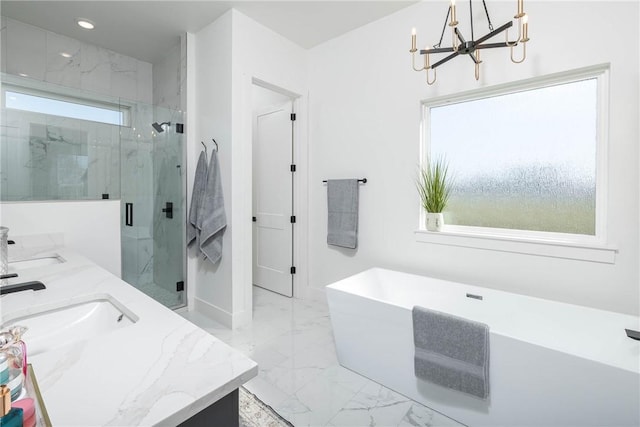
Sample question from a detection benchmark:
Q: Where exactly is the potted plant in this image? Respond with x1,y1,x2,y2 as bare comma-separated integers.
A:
416,156,454,232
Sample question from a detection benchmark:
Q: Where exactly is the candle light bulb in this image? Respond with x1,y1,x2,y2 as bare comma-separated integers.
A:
411,27,417,52
449,0,458,26
521,14,529,42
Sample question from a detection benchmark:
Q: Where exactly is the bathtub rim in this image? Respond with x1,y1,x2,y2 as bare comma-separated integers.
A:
326,267,640,375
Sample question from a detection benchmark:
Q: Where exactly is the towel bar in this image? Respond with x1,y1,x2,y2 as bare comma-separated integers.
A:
322,178,367,184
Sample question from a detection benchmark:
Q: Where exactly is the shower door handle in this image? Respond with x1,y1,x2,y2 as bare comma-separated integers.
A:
162,202,173,219
125,203,133,226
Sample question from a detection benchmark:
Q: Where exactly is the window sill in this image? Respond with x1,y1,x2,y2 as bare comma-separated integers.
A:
414,229,617,264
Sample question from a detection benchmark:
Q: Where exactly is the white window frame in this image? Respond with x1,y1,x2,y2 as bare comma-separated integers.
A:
416,64,617,264
2,83,131,127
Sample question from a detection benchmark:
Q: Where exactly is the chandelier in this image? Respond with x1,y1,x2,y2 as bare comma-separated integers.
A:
410,0,529,85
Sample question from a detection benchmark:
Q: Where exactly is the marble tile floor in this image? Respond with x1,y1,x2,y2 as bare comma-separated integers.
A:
181,287,464,427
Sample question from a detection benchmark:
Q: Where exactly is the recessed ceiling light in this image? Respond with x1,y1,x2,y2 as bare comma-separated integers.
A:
76,19,95,30
60,52,73,58
18,73,28,77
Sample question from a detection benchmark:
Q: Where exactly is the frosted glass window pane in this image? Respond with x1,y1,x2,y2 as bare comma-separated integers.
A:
429,78,597,235
5,91,124,125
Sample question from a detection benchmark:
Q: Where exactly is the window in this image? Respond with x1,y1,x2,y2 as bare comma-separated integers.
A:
421,65,608,246
4,88,129,126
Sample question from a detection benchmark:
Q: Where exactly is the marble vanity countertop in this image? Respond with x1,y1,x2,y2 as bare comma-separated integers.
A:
1,237,258,426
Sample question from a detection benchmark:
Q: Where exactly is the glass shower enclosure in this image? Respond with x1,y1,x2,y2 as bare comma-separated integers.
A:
0,74,186,309
120,102,186,308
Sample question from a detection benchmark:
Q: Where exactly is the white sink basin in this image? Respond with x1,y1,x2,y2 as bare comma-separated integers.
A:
2,299,137,356
8,255,65,272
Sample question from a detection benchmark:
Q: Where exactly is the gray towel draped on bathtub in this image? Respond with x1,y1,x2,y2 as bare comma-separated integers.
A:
412,306,490,399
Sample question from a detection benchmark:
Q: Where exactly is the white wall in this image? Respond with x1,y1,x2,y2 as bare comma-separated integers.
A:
307,1,639,315
0,201,121,276
231,10,308,324
252,84,291,109
188,11,234,326
188,9,308,327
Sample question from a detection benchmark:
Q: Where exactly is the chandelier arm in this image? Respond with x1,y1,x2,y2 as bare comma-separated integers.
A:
430,51,461,69
421,47,455,54
476,42,511,49
426,68,437,85
472,21,513,45
504,22,522,46
454,27,467,44
468,53,480,64
510,42,527,64
411,52,426,72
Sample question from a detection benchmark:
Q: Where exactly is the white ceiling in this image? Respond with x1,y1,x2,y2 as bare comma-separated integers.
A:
1,1,417,64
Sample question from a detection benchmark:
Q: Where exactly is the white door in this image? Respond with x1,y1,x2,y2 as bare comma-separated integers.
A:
252,101,293,297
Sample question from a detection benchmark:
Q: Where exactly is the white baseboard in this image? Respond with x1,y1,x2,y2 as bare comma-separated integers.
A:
232,309,252,329
194,297,233,328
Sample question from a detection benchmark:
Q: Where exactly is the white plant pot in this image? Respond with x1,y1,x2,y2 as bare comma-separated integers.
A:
425,213,444,232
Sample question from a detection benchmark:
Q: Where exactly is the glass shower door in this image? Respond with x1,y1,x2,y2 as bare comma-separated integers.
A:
120,104,185,309
150,106,185,308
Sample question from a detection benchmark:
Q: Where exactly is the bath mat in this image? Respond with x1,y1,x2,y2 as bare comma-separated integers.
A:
239,387,293,427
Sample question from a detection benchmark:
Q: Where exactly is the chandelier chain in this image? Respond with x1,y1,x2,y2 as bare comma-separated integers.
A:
434,6,451,48
481,0,494,31
469,0,474,41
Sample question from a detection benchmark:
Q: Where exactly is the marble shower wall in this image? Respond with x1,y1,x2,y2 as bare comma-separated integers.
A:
0,16,152,104
152,38,184,111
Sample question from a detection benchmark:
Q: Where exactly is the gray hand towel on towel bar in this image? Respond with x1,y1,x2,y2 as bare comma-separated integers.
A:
199,150,227,264
412,306,490,399
327,179,359,249
187,151,208,247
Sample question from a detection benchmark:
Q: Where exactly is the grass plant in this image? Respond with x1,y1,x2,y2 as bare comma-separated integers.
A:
417,156,454,213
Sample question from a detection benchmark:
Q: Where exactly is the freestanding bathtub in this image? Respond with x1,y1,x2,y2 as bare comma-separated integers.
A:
326,268,640,427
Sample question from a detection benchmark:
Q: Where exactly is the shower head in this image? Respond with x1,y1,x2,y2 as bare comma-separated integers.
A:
152,122,171,133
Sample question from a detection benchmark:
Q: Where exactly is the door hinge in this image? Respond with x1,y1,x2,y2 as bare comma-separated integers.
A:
290,164,296,172
252,216,257,222
290,215,296,223
176,281,185,292
290,113,296,121
290,266,296,275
